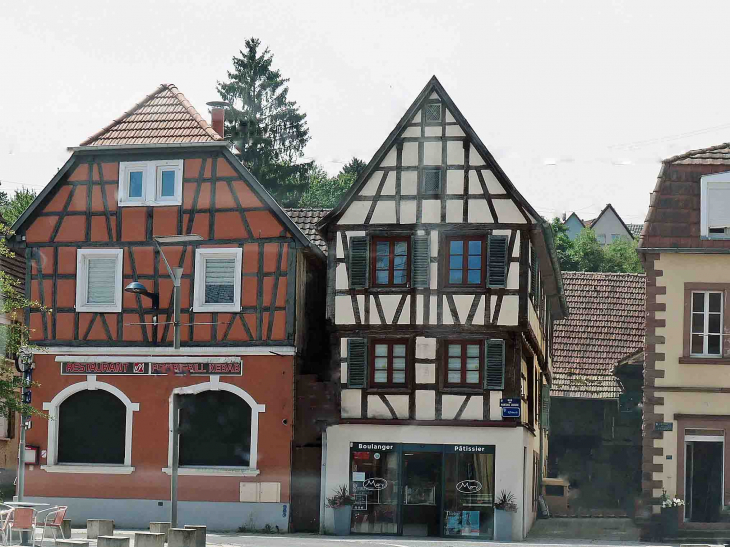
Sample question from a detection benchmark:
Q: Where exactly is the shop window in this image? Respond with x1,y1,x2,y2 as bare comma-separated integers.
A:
57,390,126,464
119,160,183,206
446,237,485,286
193,248,242,312
75,249,123,312
350,444,399,534
179,390,252,467
443,447,496,538
370,340,408,387
371,238,410,287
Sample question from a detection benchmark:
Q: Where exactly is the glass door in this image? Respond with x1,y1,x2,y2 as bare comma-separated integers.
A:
443,447,496,539
401,448,442,536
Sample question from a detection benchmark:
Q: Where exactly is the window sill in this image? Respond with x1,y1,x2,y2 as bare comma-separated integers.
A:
41,465,135,475
192,305,242,313
161,467,260,477
366,387,411,395
679,357,730,365
118,200,182,207
75,305,122,313
440,387,484,395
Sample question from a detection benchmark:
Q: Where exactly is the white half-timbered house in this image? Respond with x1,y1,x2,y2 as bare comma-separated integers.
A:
317,77,567,540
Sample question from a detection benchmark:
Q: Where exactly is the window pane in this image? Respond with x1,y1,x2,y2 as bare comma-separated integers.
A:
161,170,176,197
394,242,407,256
448,371,461,383
465,371,479,384
448,358,461,371
708,335,721,355
392,371,406,383
466,358,480,371
468,240,481,254
448,345,462,357
374,357,388,370
710,293,722,313
375,344,388,357
466,345,479,357
393,270,407,284
467,269,481,284
204,258,236,304
692,313,705,333
392,358,406,371
376,256,389,269
468,255,481,269
393,255,407,270
449,256,462,269
376,271,389,284
693,292,705,312
87,258,117,304
393,345,406,357
449,270,463,284
709,313,721,334
691,334,704,354
129,171,143,198
450,240,463,255
377,242,389,256
374,371,388,383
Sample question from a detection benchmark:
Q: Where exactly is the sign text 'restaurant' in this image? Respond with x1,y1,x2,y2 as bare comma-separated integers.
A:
61,362,242,376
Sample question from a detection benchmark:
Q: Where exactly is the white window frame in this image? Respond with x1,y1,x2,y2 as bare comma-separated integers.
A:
193,248,242,312
701,171,730,238
75,248,123,313
690,290,723,357
119,160,183,206
41,375,139,474
162,378,265,477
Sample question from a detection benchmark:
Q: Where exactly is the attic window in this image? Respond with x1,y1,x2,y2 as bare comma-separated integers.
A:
119,160,183,206
701,172,730,238
422,168,442,194
425,103,442,123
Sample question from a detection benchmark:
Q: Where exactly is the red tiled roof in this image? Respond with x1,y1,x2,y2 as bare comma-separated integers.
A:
285,208,329,253
80,84,223,146
552,271,645,399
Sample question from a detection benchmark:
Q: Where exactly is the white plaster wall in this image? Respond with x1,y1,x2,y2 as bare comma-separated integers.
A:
425,126,441,137
507,265,520,290
323,425,529,539
512,231,521,257
430,295,438,325
360,173,382,196
402,143,418,166
416,294,424,324
415,391,436,420
446,200,463,223
340,390,361,418
528,302,545,353
447,141,464,164
335,263,348,289
340,202,370,225
401,171,417,194
470,145,486,166
592,208,631,243
335,295,355,324
380,148,397,167
416,337,436,359
378,294,403,324
386,395,409,419
429,264,438,290
453,295,473,323
411,111,421,123
370,200,396,224
402,126,420,138
447,170,464,194
446,125,465,137
398,296,411,325
441,395,466,420
494,200,526,223
367,396,391,419
497,295,519,325
424,142,441,165
445,110,456,123
422,200,440,223
468,171,483,194
490,391,504,421
400,201,416,224
381,172,396,195
415,363,435,384
482,170,506,194
461,396,483,420
468,200,493,223
472,295,485,325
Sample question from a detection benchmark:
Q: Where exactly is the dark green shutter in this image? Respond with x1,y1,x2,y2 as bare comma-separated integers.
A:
485,339,505,390
487,235,508,288
412,235,430,288
541,385,551,430
349,237,368,289
530,248,538,300
347,338,367,388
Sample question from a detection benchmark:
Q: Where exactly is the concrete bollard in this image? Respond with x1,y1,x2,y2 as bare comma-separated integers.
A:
96,537,129,547
183,526,206,547
135,532,165,547
167,528,196,547
149,523,171,542
87,520,114,539
61,519,72,539
57,541,90,547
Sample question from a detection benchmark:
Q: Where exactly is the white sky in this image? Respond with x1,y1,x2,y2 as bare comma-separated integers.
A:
3,0,730,225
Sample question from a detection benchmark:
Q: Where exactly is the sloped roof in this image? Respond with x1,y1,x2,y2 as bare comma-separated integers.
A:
285,208,329,253
668,142,730,165
552,271,645,399
79,84,223,146
568,205,639,240
626,223,642,238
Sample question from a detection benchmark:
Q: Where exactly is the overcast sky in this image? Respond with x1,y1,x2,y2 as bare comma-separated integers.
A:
3,0,730,225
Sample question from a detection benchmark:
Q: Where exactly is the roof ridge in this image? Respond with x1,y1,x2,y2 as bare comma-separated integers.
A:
663,141,730,164
562,271,646,277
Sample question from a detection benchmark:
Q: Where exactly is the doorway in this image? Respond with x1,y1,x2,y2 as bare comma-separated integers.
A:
685,434,724,522
402,451,441,536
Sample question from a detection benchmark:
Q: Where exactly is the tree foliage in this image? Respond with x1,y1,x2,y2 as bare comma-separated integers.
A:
550,218,643,273
217,38,311,206
341,157,367,180
298,158,364,208
1,188,37,225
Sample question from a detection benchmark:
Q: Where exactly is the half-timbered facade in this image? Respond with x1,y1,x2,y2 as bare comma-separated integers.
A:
9,85,325,530
318,77,567,540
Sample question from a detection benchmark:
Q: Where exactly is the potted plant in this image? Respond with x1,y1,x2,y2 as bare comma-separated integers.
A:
659,490,684,540
494,490,518,541
326,485,355,535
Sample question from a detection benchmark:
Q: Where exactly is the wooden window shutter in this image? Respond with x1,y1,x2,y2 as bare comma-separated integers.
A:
347,339,367,388
412,235,430,288
485,339,505,390
530,248,538,300
487,235,508,288
349,237,368,289
541,385,551,430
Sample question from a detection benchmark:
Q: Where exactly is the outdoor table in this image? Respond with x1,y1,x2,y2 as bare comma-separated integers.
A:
5,502,50,545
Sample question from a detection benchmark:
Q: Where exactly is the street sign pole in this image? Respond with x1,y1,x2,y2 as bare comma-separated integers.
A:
170,393,179,527
17,409,25,501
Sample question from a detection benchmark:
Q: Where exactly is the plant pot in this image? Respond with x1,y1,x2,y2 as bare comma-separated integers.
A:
332,505,353,535
494,509,515,541
660,505,680,540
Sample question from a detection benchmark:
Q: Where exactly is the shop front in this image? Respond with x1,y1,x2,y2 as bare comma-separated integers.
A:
349,442,495,538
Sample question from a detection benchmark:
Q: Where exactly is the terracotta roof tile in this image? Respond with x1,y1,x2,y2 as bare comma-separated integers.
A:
552,271,645,399
80,84,223,146
284,208,329,253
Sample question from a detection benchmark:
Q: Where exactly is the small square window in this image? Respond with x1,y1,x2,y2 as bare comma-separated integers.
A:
194,248,242,312
370,340,408,386
445,341,483,386
75,249,123,312
119,160,182,206
425,103,442,122
423,169,442,194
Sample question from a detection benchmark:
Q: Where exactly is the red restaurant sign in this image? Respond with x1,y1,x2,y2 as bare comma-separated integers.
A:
61,361,242,376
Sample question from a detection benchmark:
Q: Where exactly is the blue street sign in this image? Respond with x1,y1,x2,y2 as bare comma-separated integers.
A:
502,407,521,418
500,398,520,408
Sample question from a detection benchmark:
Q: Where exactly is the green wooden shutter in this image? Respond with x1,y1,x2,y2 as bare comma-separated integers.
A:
487,235,508,288
541,385,551,430
530,247,538,301
412,235,430,288
347,338,367,388
485,339,505,390
349,237,368,289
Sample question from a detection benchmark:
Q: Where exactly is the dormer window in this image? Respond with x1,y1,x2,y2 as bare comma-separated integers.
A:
119,160,183,206
701,171,730,238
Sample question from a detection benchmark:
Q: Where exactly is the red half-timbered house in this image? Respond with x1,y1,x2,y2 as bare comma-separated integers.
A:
9,84,326,530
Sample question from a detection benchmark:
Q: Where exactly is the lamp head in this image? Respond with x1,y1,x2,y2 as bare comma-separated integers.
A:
125,281,151,296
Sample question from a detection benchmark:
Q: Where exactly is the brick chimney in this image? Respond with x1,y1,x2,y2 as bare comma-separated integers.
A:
206,101,229,139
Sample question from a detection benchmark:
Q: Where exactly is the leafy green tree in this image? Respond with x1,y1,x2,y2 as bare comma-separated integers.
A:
341,157,367,180
1,188,36,225
299,165,355,208
571,228,606,272
550,217,578,271
604,236,643,273
217,38,311,206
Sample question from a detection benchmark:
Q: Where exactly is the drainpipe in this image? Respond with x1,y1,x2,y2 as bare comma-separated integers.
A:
319,429,327,534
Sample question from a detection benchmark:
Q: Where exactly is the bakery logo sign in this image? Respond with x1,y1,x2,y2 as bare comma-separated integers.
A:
363,478,388,491
61,361,242,376
456,480,482,494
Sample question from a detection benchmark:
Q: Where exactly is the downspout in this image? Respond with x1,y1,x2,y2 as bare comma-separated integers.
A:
319,429,328,534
